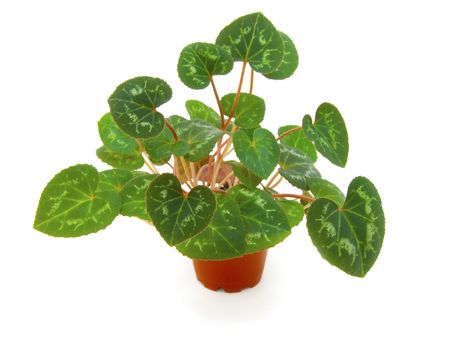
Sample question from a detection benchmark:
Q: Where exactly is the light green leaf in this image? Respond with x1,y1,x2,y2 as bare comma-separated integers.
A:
97,169,134,193
277,199,305,227
278,144,320,190
228,186,290,253
176,195,246,260
33,164,121,237
228,161,262,189
98,112,137,153
186,100,221,128
96,146,144,171
307,178,345,207
302,103,349,167
307,177,385,277
172,141,190,157
146,174,216,246
108,76,172,139
233,128,279,179
121,174,156,220
221,93,265,128
278,125,317,162
264,32,299,80
143,126,174,164
177,42,233,90
216,12,284,74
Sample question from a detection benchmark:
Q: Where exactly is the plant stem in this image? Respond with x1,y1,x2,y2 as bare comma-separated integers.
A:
136,139,159,175
210,77,225,128
249,67,254,94
223,60,248,131
211,188,226,195
218,171,234,188
276,126,302,141
190,161,197,186
211,134,234,187
165,120,178,141
265,170,280,188
180,157,194,188
272,193,315,202
269,175,284,189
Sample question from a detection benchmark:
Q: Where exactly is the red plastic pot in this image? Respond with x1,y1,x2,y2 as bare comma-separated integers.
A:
192,250,268,293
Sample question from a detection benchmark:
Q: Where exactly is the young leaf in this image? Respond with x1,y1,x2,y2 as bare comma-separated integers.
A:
263,32,299,80
120,173,156,220
108,76,172,139
233,128,279,179
228,161,262,189
278,144,321,190
177,42,233,89
146,174,216,246
302,103,349,167
307,177,385,277
96,146,144,171
185,100,221,128
307,178,345,207
216,12,284,74
33,164,121,237
176,195,246,260
96,169,134,193
276,199,305,227
98,113,137,153
221,93,265,128
278,125,317,162
228,186,291,253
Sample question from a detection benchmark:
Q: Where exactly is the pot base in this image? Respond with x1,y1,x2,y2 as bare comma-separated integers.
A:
192,250,268,293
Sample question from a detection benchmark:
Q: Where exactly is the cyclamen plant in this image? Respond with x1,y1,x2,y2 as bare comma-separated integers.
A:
33,12,385,277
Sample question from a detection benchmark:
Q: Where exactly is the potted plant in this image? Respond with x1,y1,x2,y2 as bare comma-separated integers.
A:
33,12,385,292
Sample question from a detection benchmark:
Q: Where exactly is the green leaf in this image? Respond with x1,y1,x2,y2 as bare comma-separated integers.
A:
172,141,190,157
263,32,299,80
121,173,156,220
96,169,134,193
278,144,321,190
176,195,246,260
108,76,172,139
307,178,345,207
221,93,265,128
228,186,290,253
177,42,234,90
216,12,284,74
228,161,262,189
233,128,279,179
302,103,349,167
143,126,174,164
98,112,137,153
33,164,121,237
185,100,221,128
307,177,385,277
278,125,317,162
96,146,144,171
146,174,216,246
277,199,305,227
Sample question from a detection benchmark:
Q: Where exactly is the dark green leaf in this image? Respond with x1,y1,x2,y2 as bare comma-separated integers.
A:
121,174,156,220
221,93,265,128
97,169,134,193
233,128,279,179
277,199,304,227
146,174,216,246
302,103,349,167
264,32,299,80
278,144,320,190
33,164,121,237
96,146,144,171
98,112,137,153
176,195,246,260
216,12,284,74
177,42,234,90
228,161,262,189
307,177,385,277
278,125,317,162
228,186,290,253
108,76,172,139
143,126,174,164
307,178,345,207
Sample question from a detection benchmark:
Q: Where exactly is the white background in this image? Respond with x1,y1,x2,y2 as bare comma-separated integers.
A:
1,0,466,349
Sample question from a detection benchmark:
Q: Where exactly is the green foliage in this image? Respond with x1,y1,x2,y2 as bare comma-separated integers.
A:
143,126,175,164
277,199,305,227
178,42,233,89
96,146,144,171
264,32,299,80
98,113,137,153
307,177,385,277
121,173,157,220
278,144,320,190
221,93,265,128
228,161,262,189
97,169,134,193
278,125,317,162
186,100,221,128
307,178,345,207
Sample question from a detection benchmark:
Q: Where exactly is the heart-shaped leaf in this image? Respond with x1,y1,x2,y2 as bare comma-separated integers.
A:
98,112,137,153
228,186,290,253
96,169,134,193
96,146,144,171
278,125,317,162
221,93,265,128
228,161,262,189
143,126,175,164
176,195,246,260
263,32,299,80
33,164,121,237
108,76,172,139
306,177,385,277
177,42,234,90
233,128,279,179
146,174,216,246
216,12,284,74
278,144,321,190
302,103,349,167
307,178,345,207
121,173,156,220
186,100,221,128
276,199,305,228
